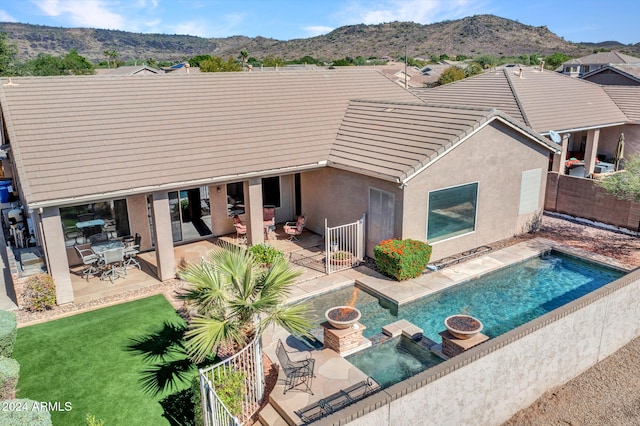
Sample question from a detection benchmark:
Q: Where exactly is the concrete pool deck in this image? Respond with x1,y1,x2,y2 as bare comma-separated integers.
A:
259,237,629,425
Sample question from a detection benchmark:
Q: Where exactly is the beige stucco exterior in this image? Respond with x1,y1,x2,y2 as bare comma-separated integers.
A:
303,122,550,262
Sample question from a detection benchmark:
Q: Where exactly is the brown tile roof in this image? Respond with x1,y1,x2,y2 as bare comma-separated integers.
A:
414,67,630,134
330,100,557,184
563,51,640,66
603,85,640,122
0,70,420,207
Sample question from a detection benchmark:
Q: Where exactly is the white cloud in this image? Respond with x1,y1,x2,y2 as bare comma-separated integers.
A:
341,0,481,25
0,10,17,21
32,0,125,29
302,25,334,37
172,13,245,38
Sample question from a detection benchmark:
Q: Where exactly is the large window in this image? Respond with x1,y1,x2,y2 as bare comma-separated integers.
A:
227,177,281,216
61,199,130,246
427,182,478,243
227,182,244,216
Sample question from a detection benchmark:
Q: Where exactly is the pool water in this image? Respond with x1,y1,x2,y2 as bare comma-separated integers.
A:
303,251,624,385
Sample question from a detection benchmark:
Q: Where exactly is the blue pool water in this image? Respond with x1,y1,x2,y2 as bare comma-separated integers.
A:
303,251,624,385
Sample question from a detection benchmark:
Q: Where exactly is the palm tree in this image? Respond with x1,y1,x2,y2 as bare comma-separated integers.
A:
178,242,312,363
103,50,111,68
239,49,248,71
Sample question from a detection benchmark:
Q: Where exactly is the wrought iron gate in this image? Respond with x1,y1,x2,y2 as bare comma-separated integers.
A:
325,214,365,274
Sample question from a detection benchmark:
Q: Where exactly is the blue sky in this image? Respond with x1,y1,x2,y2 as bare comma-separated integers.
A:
0,0,638,45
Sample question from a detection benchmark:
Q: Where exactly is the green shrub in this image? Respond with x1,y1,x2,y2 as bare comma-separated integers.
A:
0,356,19,399
212,367,245,418
22,273,56,312
0,399,52,425
374,239,432,281
248,244,284,267
0,310,17,357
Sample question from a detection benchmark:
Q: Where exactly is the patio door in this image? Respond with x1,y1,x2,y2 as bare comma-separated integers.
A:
368,187,395,253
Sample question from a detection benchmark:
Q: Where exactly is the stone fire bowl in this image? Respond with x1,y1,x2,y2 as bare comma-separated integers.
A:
325,306,362,329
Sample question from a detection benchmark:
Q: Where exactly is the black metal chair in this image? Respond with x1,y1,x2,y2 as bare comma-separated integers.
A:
276,339,315,395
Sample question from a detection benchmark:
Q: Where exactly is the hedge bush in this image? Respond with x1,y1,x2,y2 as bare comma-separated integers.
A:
248,244,284,267
0,399,52,425
0,310,17,357
0,356,19,399
22,273,56,312
374,239,432,281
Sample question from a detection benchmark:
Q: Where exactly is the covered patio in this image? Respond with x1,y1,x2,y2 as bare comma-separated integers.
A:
69,227,326,305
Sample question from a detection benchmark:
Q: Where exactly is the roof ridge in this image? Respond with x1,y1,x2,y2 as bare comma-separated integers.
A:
502,69,532,128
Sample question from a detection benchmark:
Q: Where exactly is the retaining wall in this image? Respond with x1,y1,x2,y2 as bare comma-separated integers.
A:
322,261,640,425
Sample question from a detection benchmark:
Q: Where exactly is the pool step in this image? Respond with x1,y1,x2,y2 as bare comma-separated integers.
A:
382,319,423,340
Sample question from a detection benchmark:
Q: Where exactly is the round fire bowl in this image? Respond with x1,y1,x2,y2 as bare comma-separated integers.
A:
325,306,362,329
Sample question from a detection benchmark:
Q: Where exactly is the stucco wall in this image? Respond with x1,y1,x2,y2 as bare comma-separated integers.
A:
598,124,639,161
403,122,550,261
301,168,403,257
331,267,640,426
302,123,550,261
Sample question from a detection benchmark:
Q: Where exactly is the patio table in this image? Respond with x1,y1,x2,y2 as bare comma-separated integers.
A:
91,239,124,255
76,219,105,229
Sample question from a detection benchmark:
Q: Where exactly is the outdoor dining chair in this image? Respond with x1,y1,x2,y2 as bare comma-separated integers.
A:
283,215,305,241
74,246,100,281
232,215,247,244
99,247,125,283
123,233,142,270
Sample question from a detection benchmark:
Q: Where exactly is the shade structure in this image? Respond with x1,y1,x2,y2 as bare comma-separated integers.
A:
615,133,625,171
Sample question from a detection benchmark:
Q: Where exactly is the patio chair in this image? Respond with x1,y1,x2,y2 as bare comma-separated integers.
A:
283,215,305,241
75,246,100,281
263,205,276,240
232,215,247,244
64,225,80,244
276,339,315,395
89,232,109,245
99,247,125,283
123,233,142,270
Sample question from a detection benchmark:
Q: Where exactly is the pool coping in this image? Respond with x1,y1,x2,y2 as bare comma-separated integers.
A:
354,237,630,307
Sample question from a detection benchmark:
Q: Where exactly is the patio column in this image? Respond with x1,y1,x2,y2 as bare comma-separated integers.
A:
40,207,74,304
583,129,600,177
551,134,569,174
244,178,264,245
209,184,234,236
150,191,176,281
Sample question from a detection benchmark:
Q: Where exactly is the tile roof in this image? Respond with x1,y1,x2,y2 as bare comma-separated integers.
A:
0,70,420,207
563,51,640,66
603,85,640,122
414,67,630,134
330,100,557,184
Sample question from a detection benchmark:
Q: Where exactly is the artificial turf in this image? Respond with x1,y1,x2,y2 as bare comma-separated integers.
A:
12,295,194,425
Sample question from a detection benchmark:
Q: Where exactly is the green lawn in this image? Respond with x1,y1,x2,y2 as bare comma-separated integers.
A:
13,295,196,425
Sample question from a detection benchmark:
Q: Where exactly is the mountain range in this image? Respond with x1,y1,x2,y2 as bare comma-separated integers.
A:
1,14,638,64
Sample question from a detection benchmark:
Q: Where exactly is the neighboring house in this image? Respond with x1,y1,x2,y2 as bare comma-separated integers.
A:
414,66,639,177
95,65,163,76
581,64,640,86
0,70,556,304
558,51,640,78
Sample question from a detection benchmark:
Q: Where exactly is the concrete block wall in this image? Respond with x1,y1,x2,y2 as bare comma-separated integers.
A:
325,267,640,426
546,172,640,231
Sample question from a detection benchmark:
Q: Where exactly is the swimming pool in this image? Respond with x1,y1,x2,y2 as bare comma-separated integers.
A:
303,250,625,385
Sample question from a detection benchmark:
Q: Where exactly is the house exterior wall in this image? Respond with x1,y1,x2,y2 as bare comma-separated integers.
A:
599,124,640,160
583,71,640,86
127,194,152,252
545,172,640,231
301,168,403,257
403,122,550,261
